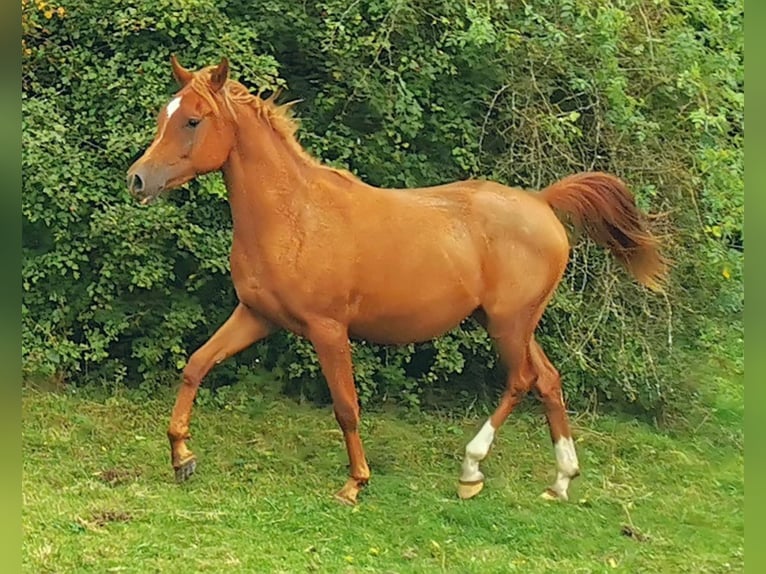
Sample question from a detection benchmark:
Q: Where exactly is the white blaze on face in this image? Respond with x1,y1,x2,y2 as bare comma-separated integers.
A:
147,96,183,155
460,419,496,483
166,96,182,119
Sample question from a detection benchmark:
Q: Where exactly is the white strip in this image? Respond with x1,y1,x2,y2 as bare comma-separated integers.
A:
460,419,495,483
554,437,579,476
549,437,579,500
166,96,182,118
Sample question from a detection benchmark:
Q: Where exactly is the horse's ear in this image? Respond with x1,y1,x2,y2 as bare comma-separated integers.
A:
210,57,229,93
170,54,193,87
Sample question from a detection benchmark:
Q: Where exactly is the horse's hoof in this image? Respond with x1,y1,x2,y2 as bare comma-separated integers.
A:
334,478,365,505
457,480,484,500
333,491,357,506
540,488,567,502
174,456,197,483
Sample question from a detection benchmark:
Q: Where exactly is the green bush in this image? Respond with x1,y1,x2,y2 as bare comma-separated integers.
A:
22,0,743,415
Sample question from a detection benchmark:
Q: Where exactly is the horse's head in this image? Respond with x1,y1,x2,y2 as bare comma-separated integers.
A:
127,56,235,204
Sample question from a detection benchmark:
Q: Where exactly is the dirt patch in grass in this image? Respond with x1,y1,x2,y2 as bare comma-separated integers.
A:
96,467,141,486
620,524,651,542
75,510,133,531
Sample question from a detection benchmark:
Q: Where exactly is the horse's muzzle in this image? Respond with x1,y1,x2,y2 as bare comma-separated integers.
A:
127,163,163,205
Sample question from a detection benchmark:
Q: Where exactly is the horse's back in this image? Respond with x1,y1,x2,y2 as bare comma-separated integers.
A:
404,179,570,260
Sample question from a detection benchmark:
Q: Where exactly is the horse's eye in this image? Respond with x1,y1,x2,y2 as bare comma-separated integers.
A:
187,118,201,128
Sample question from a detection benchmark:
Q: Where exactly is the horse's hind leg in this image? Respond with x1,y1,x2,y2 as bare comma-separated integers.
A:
458,317,536,500
529,339,580,501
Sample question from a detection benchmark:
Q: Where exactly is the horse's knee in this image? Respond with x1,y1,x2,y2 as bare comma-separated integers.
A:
181,352,206,388
334,402,360,433
166,354,206,442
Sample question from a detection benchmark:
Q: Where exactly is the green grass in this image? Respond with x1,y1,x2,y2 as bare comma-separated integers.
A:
23,363,743,573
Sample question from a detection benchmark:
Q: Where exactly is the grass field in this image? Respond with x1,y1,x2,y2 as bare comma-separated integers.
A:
23,356,743,573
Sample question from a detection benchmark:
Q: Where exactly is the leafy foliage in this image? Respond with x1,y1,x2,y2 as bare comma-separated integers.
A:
22,0,743,414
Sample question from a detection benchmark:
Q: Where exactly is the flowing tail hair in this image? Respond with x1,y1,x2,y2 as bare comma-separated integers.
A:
540,172,668,292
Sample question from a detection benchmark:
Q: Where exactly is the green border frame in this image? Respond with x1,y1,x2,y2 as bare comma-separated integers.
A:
4,0,22,571
744,0,758,571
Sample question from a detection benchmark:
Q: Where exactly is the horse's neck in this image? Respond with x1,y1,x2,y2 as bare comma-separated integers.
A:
222,110,313,240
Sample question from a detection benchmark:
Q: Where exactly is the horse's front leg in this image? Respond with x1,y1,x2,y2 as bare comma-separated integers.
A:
309,320,370,505
168,303,272,481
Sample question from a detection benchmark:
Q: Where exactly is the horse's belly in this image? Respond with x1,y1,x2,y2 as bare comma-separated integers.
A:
347,238,484,344
348,293,479,345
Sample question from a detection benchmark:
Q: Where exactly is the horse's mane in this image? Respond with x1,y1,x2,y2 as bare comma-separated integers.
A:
189,66,358,183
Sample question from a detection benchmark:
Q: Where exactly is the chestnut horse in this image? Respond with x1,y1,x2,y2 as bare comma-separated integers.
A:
127,56,666,505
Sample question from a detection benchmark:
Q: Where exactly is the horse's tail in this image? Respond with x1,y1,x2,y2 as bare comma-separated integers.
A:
540,172,668,292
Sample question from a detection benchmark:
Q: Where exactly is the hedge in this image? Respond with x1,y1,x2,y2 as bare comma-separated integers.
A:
22,0,743,414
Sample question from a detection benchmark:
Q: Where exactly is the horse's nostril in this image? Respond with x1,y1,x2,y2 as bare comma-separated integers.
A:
129,173,145,193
